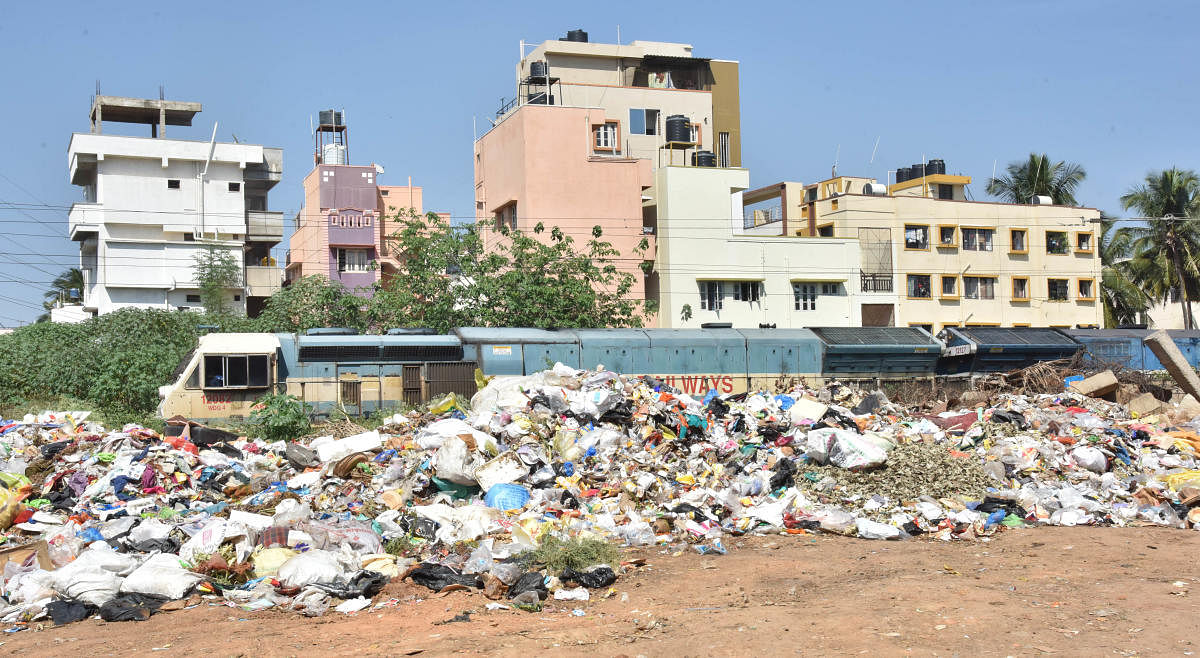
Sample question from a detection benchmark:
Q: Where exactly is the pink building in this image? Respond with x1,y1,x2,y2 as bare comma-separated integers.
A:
474,104,655,313
286,113,431,293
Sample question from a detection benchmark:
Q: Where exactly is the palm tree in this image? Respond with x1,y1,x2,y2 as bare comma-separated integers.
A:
1120,168,1200,329
43,267,84,307
986,153,1087,206
1098,215,1149,327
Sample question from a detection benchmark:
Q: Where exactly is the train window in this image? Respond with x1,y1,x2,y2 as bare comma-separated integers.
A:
185,365,200,389
203,354,270,389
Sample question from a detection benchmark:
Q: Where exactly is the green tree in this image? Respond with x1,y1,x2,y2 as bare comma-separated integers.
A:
43,267,84,307
986,153,1087,206
255,275,366,333
1120,168,1200,329
374,211,653,331
193,245,242,314
1097,215,1149,327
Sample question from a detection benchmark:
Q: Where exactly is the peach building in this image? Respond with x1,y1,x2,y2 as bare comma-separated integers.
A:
286,112,435,293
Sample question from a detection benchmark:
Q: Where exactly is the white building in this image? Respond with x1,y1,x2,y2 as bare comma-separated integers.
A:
67,96,283,318
652,165,896,328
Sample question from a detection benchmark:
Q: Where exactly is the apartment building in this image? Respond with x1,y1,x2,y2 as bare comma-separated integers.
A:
474,30,742,323
286,112,429,293
66,95,283,317
652,165,894,328
741,162,1103,330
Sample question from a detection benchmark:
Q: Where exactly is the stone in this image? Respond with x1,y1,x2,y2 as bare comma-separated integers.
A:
1069,370,1118,399
1127,392,1165,417
1144,330,1200,401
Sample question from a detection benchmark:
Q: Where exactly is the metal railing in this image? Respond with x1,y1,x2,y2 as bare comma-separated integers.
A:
860,272,893,292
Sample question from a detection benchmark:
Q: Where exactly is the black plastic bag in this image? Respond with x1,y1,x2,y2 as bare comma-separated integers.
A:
313,570,390,599
47,600,95,625
560,565,617,588
768,458,797,490
407,564,482,591
852,393,884,416
130,537,181,553
506,571,548,600
990,409,1029,430
99,593,168,622
40,441,71,458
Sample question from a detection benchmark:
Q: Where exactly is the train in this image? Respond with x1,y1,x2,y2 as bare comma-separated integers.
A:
156,325,1200,422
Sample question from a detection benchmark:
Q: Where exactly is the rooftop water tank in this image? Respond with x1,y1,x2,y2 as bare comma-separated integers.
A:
927,158,946,175
691,150,717,167
565,29,588,42
530,61,548,78
318,109,344,126
911,163,927,178
1031,195,1054,205
321,143,347,165
665,114,690,143
896,167,911,183
864,182,888,195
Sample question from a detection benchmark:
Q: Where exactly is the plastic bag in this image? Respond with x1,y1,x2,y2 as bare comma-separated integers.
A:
807,427,889,470
855,518,903,540
560,565,617,588
311,570,390,599
434,436,485,486
99,593,167,622
277,550,344,588
506,571,548,600
407,563,482,591
1072,446,1108,474
484,483,531,511
120,553,203,600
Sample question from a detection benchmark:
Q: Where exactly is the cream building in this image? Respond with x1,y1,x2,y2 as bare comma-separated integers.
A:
652,166,897,328
741,169,1103,330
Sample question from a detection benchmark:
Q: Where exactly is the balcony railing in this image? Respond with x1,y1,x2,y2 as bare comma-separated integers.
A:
246,210,284,242
860,272,893,293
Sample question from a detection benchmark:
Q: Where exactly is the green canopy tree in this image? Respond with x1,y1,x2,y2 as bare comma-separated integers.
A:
192,245,242,315
1120,168,1200,329
255,275,366,333
986,153,1087,206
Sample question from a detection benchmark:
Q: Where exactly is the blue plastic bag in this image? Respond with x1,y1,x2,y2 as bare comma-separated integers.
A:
484,483,531,511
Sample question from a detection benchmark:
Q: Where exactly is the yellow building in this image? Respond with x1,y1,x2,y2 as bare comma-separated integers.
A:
740,168,1103,330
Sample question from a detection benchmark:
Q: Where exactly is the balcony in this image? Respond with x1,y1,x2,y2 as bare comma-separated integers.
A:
860,272,893,293
245,265,282,298
68,203,103,241
246,210,284,242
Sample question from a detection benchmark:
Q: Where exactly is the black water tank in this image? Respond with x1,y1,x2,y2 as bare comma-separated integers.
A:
565,29,588,42
530,61,548,78
319,109,335,125
911,163,927,178
665,114,690,142
692,150,717,167
926,159,945,175
896,167,911,183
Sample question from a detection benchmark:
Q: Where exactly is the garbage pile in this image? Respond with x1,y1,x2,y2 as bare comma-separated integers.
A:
2,362,1200,627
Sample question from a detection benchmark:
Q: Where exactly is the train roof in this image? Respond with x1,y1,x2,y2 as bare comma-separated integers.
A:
948,326,1078,347
809,326,938,347
453,327,578,344
199,332,280,353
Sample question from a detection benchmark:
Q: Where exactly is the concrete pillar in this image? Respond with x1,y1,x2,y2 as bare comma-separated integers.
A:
1144,330,1200,400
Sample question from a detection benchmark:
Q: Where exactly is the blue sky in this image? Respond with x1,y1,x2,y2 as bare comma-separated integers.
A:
0,0,1196,324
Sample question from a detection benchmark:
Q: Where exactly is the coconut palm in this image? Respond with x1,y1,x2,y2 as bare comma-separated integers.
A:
1098,215,1149,327
43,267,84,307
1120,168,1200,329
986,153,1087,206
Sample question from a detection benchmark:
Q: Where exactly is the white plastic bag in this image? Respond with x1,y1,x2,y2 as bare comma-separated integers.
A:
179,517,227,562
120,553,203,600
433,436,485,485
855,518,903,540
277,550,343,588
1072,446,1107,474
49,545,139,606
806,428,889,470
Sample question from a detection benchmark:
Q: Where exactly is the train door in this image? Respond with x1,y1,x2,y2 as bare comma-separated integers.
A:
402,364,423,406
337,365,380,416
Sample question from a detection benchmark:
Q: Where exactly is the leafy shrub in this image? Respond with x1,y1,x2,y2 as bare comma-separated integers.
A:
247,392,311,442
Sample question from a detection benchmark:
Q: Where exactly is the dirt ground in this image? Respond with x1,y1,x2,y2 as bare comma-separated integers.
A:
3,526,1199,657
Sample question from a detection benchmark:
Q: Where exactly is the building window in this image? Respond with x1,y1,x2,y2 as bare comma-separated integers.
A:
1048,278,1070,301
718,132,730,167
186,294,201,303
938,225,957,248
1076,232,1094,253
234,295,241,302
495,203,517,231
941,275,958,298
1047,231,1069,255
228,182,241,192
817,224,834,237
183,232,194,242
907,274,932,298
963,276,996,300
628,109,659,136
689,123,701,146
733,281,761,303
910,323,934,333
1010,229,1027,253
962,228,995,251
1078,278,1095,300
821,282,842,296
380,189,389,196
699,281,723,311
938,184,954,200
904,225,929,250
594,121,619,151
337,248,370,272
1012,277,1030,301
793,283,817,310
167,179,181,189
